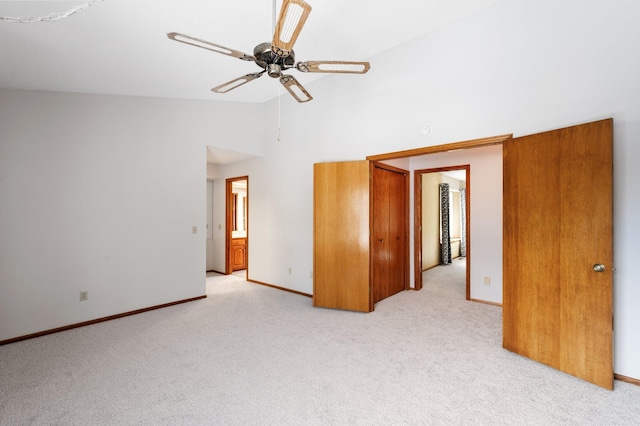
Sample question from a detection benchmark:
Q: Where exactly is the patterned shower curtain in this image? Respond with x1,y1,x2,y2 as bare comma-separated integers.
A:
440,183,452,264
460,188,467,257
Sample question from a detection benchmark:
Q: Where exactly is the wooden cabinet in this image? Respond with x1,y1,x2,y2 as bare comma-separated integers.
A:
313,160,408,312
231,238,247,271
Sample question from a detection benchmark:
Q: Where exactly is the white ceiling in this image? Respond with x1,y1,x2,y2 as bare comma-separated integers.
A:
206,146,258,164
0,0,505,104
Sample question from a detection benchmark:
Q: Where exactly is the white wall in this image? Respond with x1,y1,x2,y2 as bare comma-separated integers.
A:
210,179,227,273
0,89,264,341
231,0,640,379
206,180,215,271
206,163,226,273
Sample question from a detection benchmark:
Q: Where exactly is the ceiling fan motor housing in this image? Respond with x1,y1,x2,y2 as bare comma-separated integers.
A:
254,42,295,77
267,64,281,78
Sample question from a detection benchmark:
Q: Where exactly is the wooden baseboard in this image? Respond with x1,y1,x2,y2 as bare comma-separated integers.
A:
615,373,640,387
470,298,503,307
247,279,312,298
0,295,207,346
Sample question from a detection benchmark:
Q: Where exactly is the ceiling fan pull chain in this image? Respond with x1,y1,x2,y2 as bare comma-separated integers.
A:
0,0,103,24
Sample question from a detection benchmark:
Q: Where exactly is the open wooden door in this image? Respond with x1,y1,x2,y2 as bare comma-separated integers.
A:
313,161,372,312
503,119,613,389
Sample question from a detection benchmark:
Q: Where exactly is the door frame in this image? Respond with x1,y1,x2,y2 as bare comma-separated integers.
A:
414,165,470,299
367,133,510,293
225,176,249,275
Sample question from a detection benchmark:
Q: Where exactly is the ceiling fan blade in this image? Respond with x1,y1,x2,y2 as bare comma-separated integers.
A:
279,74,313,103
167,32,254,62
212,72,265,94
272,0,312,57
296,61,371,74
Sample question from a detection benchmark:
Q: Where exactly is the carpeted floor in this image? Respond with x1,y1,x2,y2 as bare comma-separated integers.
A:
1,264,639,425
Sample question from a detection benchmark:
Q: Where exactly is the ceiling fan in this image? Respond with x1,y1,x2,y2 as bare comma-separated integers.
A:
167,0,370,103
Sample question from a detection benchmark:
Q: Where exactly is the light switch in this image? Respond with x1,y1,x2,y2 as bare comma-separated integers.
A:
192,226,197,234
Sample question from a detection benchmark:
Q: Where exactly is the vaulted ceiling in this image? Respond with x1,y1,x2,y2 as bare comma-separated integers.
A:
1,0,505,103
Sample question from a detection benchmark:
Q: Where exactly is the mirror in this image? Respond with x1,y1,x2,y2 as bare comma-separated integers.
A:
231,180,247,236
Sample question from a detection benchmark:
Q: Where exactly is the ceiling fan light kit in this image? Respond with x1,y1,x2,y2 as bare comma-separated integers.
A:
167,0,370,103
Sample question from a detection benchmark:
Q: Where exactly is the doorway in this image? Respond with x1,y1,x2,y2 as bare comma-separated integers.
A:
414,166,470,299
225,176,248,276
367,122,613,389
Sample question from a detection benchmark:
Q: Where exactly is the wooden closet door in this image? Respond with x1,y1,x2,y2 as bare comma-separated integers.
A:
372,165,391,303
372,163,408,303
313,161,372,312
388,166,408,298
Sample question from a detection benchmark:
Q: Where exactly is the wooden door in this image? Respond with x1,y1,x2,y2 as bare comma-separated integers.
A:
372,163,409,303
313,161,372,312
503,119,613,389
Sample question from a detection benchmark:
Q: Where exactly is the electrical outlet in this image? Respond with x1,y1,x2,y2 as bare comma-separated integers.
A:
80,291,88,301
483,276,491,286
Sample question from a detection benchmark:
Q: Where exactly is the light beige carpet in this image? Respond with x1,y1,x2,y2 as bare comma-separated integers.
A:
1,265,639,425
